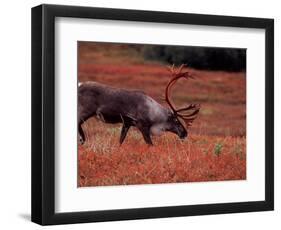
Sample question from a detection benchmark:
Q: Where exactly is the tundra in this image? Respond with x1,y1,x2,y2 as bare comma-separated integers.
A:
78,64,200,145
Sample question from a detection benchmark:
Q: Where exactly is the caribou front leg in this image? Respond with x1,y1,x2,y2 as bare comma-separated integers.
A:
119,124,131,145
139,126,153,145
119,114,132,145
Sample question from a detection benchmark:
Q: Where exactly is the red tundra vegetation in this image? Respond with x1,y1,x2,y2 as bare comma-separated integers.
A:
78,42,246,187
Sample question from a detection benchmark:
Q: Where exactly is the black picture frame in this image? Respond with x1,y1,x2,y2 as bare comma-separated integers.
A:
31,4,274,225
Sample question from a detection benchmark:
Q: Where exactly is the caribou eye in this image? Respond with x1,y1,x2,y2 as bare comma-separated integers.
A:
174,118,180,124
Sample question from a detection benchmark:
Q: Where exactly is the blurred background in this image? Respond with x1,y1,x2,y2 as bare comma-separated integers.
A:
142,45,246,72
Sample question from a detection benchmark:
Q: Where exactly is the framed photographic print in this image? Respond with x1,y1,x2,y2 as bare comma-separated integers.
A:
31,4,274,225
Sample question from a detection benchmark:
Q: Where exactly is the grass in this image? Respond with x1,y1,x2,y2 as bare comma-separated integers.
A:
78,120,246,187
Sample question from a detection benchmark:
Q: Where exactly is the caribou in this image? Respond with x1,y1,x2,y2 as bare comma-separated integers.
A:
78,64,200,145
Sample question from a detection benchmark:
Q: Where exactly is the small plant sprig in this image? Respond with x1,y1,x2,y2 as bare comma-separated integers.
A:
214,143,223,156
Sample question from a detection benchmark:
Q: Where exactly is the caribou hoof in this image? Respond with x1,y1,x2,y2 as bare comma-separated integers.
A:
79,137,85,145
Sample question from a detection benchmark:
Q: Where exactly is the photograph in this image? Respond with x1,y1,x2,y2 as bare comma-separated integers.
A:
30,3,274,226
77,41,246,187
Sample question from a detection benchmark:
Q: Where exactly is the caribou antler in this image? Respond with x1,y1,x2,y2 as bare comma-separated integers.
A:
165,64,200,127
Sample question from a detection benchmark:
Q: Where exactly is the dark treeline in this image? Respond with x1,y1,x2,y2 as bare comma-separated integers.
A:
141,45,246,72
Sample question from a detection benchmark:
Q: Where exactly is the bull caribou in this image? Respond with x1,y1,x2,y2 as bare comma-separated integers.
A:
78,64,200,145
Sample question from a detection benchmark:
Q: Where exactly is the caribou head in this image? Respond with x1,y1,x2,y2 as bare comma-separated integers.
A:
163,64,200,139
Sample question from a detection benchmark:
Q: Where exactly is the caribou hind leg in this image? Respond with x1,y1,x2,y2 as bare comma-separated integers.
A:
78,121,86,144
78,110,91,145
